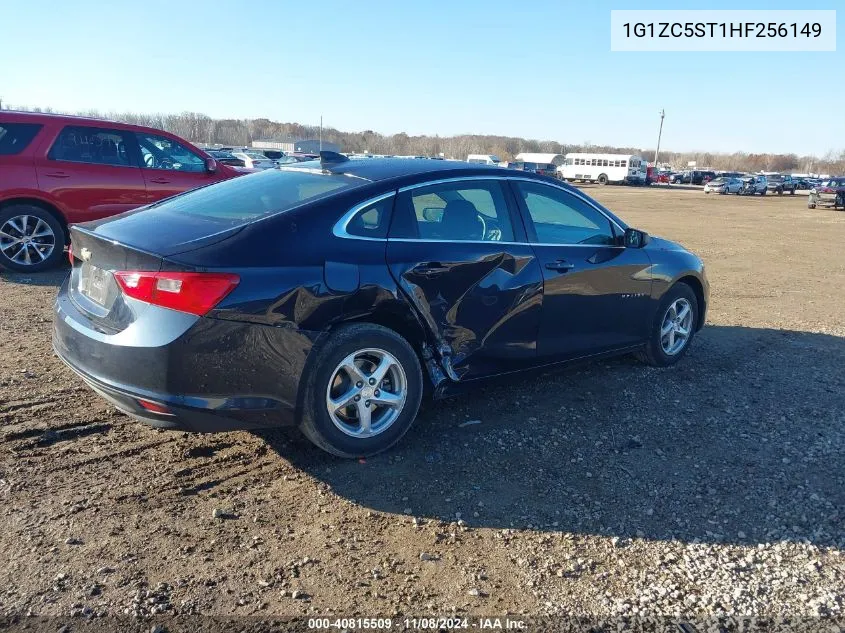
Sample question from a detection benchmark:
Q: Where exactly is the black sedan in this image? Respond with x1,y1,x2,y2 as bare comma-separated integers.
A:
54,153,708,457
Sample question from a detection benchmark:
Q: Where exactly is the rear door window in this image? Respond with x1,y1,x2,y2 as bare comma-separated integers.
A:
48,126,134,166
395,180,515,242
0,123,43,155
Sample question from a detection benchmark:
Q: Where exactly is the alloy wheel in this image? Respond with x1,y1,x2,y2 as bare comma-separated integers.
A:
325,348,408,438
660,298,694,356
0,215,56,266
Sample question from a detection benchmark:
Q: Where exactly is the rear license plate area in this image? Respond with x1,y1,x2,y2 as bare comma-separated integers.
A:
79,262,110,306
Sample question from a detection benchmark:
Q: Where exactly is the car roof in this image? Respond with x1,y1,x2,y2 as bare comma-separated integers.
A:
287,157,510,183
1,110,207,150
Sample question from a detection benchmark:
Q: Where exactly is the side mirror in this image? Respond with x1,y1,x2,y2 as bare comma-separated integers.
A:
204,157,217,173
623,228,650,248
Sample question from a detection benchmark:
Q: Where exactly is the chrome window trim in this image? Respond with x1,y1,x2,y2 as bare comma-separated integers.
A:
332,191,396,241
333,175,626,245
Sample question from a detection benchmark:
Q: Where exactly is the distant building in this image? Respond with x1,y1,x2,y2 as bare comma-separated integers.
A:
292,139,340,154
251,139,340,154
252,139,294,152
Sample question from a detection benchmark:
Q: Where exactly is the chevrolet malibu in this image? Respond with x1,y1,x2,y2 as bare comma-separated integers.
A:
53,154,708,457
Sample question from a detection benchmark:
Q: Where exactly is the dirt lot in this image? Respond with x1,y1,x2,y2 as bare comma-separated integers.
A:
1,186,843,626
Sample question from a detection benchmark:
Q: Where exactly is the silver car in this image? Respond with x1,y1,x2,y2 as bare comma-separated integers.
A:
739,175,768,195
703,177,743,194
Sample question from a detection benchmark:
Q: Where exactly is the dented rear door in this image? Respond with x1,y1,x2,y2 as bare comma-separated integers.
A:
386,178,543,380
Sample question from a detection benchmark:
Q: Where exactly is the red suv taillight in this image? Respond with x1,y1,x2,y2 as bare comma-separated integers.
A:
113,271,240,316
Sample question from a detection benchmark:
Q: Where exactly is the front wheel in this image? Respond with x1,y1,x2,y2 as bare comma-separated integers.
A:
0,204,66,272
636,283,699,367
597,174,608,186
299,323,424,458
776,187,783,195
760,189,767,196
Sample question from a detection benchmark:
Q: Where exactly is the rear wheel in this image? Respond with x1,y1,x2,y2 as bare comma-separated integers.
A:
597,174,608,186
636,283,699,367
299,323,423,458
777,187,783,195
760,189,767,196
0,205,65,272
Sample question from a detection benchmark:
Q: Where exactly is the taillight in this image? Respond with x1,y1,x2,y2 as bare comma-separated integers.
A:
113,271,240,316
68,244,74,265
137,398,173,415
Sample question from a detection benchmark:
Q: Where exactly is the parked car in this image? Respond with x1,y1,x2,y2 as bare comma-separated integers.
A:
205,149,246,168
259,149,284,160
515,161,558,178
0,111,248,272
796,177,820,191
808,177,845,209
703,177,743,194
53,153,708,457
671,170,710,185
765,174,796,195
230,149,275,170
739,175,768,195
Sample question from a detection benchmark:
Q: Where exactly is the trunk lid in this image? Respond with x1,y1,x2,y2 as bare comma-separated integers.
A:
67,226,167,334
78,206,245,257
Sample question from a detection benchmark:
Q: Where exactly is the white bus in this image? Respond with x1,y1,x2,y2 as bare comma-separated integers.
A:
559,153,647,185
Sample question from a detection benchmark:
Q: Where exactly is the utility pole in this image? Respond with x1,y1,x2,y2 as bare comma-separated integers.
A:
319,116,323,152
654,109,665,166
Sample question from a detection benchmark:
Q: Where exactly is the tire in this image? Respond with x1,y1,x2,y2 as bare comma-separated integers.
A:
789,188,795,195
597,174,608,186
636,283,699,368
808,203,816,209
760,189,766,196
0,204,66,272
299,323,424,458
776,188,783,196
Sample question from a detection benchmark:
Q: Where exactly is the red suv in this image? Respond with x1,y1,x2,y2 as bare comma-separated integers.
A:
0,112,249,271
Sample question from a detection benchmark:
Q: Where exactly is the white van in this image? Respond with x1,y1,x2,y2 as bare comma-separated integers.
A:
466,154,500,165
559,153,647,185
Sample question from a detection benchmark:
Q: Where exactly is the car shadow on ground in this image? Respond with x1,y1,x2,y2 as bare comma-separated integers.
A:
0,267,68,287
257,325,845,548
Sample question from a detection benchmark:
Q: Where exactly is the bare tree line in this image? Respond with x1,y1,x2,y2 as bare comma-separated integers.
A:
7,104,845,174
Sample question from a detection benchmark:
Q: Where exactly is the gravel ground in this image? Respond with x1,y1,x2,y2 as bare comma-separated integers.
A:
0,186,843,627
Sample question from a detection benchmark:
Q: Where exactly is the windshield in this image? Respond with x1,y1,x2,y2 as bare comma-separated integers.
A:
140,168,363,225
768,175,783,181
244,151,269,160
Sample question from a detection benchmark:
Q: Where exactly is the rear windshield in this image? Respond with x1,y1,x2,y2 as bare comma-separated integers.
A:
0,123,42,155
142,168,363,225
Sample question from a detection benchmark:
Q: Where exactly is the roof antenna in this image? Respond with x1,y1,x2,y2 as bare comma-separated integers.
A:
320,151,349,168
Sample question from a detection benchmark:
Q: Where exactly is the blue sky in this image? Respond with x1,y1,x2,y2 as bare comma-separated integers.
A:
2,0,841,155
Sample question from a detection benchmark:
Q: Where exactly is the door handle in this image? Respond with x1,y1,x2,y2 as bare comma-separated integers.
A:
149,177,171,184
545,259,575,272
44,171,70,179
415,262,450,277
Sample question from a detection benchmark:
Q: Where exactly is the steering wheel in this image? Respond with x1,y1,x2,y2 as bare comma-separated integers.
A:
476,213,487,240
158,157,175,170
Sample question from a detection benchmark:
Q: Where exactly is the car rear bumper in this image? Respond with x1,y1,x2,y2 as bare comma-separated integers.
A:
53,275,323,432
